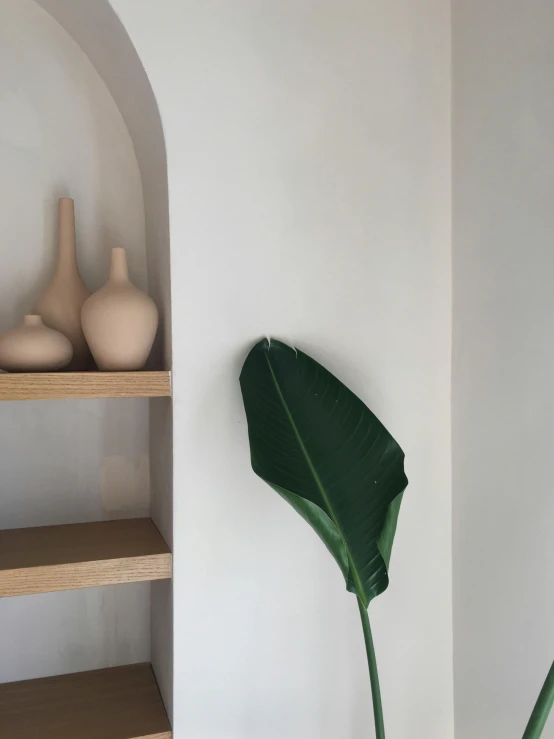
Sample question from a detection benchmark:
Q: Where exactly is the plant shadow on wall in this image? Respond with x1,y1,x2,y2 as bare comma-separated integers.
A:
239,338,554,739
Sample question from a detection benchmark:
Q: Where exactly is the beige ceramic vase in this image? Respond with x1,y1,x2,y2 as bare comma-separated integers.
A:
33,198,91,370
81,248,158,371
0,315,73,372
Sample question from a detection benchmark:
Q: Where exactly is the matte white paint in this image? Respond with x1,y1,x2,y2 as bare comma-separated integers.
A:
0,582,150,683
452,1,554,737
112,1,453,737
0,0,150,682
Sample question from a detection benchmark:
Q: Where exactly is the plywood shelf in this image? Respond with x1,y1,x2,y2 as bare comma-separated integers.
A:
0,518,172,597
0,662,171,738
0,370,171,401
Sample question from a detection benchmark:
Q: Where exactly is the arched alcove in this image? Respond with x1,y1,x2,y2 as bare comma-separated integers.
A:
0,0,173,724
34,0,171,366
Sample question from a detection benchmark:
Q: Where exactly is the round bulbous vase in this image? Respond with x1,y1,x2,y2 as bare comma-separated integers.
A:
0,315,73,372
81,248,159,371
33,198,91,370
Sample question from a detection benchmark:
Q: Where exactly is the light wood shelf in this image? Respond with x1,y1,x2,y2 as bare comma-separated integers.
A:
0,518,172,597
0,370,171,401
0,662,171,738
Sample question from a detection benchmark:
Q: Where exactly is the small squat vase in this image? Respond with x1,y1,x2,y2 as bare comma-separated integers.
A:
0,315,73,372
33,198,91,370
81,248,158,371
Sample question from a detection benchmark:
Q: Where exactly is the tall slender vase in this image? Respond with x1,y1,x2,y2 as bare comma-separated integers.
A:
33,198,91,370
81,248,158,371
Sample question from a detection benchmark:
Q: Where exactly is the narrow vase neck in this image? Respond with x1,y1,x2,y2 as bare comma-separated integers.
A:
24,315,43,327
56,198,77,274
109,248,129,283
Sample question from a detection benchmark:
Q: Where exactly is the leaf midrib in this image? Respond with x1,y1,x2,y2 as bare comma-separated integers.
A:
264,352,367,604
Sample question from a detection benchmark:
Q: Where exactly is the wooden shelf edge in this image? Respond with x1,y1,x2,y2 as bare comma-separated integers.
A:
0,518,172,597
0,371,171,400
0,663,172,739
0,554,172,597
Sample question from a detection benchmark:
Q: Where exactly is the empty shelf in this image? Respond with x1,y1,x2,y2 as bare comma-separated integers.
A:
0,518,172,597
0,663,171,738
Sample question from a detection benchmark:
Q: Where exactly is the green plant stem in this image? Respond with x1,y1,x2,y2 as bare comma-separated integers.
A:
358,597,385,739
522,661,554,739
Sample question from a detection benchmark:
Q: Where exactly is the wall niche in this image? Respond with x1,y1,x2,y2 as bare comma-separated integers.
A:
0,0,173,735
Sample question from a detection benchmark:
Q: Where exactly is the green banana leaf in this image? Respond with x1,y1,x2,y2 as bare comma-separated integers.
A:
239,338,408,607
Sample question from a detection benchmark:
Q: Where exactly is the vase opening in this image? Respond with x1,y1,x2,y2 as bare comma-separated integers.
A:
56,198,78,274
110,248,129,283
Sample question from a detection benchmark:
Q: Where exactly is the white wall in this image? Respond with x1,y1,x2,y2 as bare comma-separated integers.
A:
0,0,150,682
453,2,554,737
111,1,453,737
